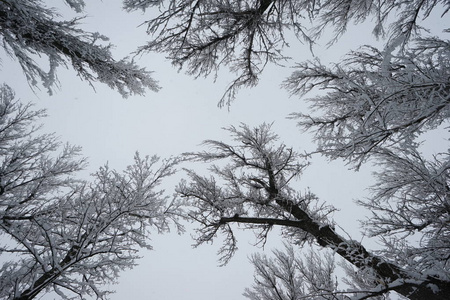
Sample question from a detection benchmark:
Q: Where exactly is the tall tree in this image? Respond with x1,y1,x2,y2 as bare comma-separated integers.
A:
285,38,450,168
0,84,182,300
127,0,449,105
128,3,449,298
177,123,449,299
0,0,158,97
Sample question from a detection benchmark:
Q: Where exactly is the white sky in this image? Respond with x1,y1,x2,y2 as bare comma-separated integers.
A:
0,2,448,300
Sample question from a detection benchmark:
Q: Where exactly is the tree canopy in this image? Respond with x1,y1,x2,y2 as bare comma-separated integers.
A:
129,0,450,105
0,84,182,300
178,123,449,299
131,1,449,299
0,1,449,300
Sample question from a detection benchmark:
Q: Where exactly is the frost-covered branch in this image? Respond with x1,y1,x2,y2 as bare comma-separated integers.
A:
131,0,312,105
244,245,343,300
0,0,158,97
286,41,450,167
0,84,183,300
178,123,450,299
128,0,448,104
356,148,450,282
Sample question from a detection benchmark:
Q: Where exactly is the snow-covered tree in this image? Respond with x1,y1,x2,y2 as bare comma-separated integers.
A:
127,0,449,105
286,38,450,168
125,2,449,298
0,0,158,97
243,244,340,300
6,1,444,299
0,84,182,300
283,27,450,300
177,123,449,299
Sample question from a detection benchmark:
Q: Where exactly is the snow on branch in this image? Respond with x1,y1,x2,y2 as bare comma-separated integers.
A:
0,0,158,98
0,84,184,300
178,122,450,299
286,41,450,167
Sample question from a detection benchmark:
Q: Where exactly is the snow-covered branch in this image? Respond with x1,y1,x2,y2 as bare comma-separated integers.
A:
0,84,183,300
0,0,158,97
178,123,450,299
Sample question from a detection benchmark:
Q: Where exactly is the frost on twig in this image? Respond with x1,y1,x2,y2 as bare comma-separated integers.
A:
133,0,448,104
0,1,159,98
178,122,450,299
0,84,184,300
286,40,450,168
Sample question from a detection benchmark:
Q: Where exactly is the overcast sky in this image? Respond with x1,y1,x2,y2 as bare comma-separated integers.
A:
1,2,448,300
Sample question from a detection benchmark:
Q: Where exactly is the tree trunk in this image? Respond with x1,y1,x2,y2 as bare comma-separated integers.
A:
220,197,450,300
13,245,80,300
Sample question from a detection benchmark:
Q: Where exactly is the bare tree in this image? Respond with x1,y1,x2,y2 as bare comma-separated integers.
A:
282,33,450,295
243,244,341,300
358,148,449,284
177,123,450,299
0,0,158,97
118,2,450,299
0,84,183,300
285,38,450,168
127,0,449,105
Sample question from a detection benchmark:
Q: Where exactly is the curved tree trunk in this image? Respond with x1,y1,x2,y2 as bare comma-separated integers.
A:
220,198,450,300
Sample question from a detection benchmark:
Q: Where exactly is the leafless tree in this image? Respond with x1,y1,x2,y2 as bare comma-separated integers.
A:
286,38,450,168
127,0,449,105
0,84,183,300
177,123,449,299
243,244,341,300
